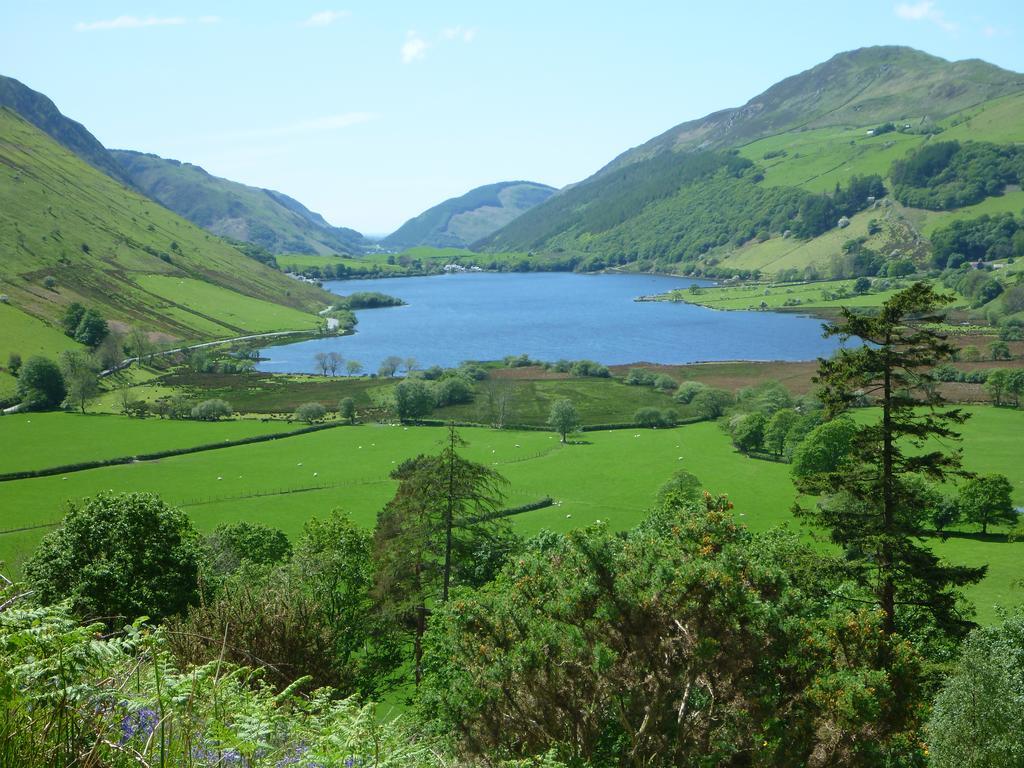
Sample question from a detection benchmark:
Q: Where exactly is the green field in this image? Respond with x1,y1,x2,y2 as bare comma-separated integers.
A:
656,278,906,312
0,412,296,475
135,275,320,335
1,407,1020,622
0,301,83,368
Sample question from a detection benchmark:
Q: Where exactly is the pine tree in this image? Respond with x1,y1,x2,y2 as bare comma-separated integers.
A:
795,283,986,641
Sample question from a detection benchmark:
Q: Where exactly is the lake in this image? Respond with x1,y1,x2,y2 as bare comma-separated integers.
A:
256,272,843,373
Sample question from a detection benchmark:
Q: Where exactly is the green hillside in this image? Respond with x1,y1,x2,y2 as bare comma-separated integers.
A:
0,107,331,359
112,150,366,255
381,180,555,249
0,74,131,186
481,46,1024,278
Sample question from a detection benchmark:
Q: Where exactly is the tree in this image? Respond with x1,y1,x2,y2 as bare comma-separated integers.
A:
92,331,122,371
673,380,707,404
378,355,403,377
15,355,65,409
7,352,21,376
373,431,509,684
985,368,1010,405
796,283,986,640
420,496,928,766
730,412,766,452
690,387,733,420
988,340,1011,360
393,378,434,421
313,351,330,376
763,408,799,455
61,302,86,336
959,474,1016,534
201,520,292,582
127,326,151,362
403,357,418,374
1007,369,1024,408
434,376,473,406
339,396,356,424
547,398,580,443
326,351,343,376
295,401,327,423
73,308,108,347
190,398,232,420
853,276,872,294
345,360,363,376
24,491,200,624
59,349,99,413
790,416,857,477
926,613,1024,768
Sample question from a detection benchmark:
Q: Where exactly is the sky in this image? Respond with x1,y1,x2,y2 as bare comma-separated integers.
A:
2,1,1022,234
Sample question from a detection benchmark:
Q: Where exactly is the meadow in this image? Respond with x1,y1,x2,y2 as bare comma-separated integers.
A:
1,407,1020,622
657,277,905,312
0,412,296,475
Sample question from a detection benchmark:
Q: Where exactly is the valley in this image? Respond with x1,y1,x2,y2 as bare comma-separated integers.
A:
2,30,1024,767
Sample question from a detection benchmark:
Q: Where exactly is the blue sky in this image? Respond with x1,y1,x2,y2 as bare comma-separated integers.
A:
2,1,1021,234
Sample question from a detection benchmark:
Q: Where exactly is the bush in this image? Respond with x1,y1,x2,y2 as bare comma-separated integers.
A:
634,407,677,428
690,388,733,420
24,491,200,624
674,380,707,404
570,359,610,378
42,275,57,289
7,352,22,375
394,378,435,420
434,375,474,406
652,374,677,391
190,398,232,421
295,401,327,423
339,396,356,424
625,368,656,386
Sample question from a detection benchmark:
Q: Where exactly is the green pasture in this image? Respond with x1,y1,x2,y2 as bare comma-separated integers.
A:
135,275,320,334
916,188,1024,237
437,377,684,426
939,91,1024,145
0,412,295,475
0,408,1020,621
660,278,904,312
276,253,406,274
0,302,82,365
739,126,925,193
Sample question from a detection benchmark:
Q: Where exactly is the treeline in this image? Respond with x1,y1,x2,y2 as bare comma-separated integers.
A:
931,211,1024,268
891,140,1024,210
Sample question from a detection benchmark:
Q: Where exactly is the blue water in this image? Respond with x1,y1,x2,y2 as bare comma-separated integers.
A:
256,272,841,373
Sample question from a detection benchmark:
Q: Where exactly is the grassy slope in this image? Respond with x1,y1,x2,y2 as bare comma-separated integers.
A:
0,300,81,365
111,150,365,255
0,108,330,354
0,410,1019,621
659,278,905,312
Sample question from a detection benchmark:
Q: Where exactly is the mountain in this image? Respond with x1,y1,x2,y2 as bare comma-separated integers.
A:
381,181,556,249
0,106,331,358
0,74,131,186
111,150,366,255
480,47,1024,276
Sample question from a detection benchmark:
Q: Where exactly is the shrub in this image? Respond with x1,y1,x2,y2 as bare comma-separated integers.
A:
295,401,327,423
434,375,474,406
7,352,21,375
634,407,677,428
570,359,610,378
24,491,200,623
190,398,232,421
339,396,356,424
625,368,656,386
674,380,707,404
690,388,733,420
652,374,677,391
42,275,57,289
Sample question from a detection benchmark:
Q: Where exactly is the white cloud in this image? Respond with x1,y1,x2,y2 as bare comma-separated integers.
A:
301,10,350,28
401,31,428,63
442,25,477,43
75,15,187,31
894,2,957,31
